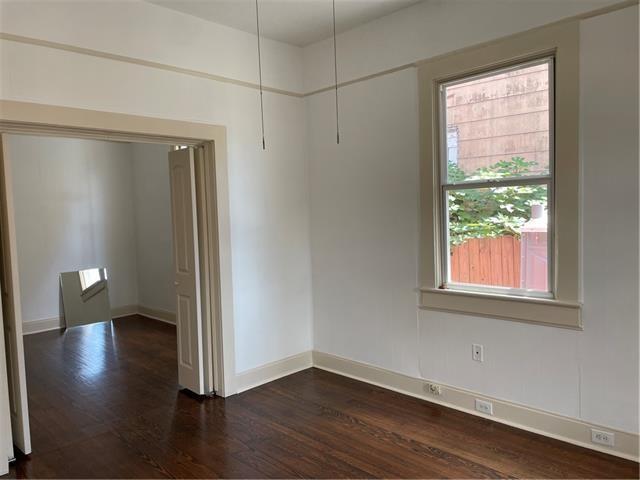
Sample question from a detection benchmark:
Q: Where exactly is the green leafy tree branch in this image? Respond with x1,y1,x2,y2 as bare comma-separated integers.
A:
448,157,547,246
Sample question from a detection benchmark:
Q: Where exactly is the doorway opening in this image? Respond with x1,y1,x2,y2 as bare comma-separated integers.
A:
0,103,233,467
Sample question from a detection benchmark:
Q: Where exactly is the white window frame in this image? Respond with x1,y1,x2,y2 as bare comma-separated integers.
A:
418,21,582,328
438,56,555,300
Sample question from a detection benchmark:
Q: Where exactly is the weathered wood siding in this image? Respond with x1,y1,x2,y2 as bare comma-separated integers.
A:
446,64,550,174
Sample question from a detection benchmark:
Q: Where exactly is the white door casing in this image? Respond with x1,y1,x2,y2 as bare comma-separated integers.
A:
0,104,236,398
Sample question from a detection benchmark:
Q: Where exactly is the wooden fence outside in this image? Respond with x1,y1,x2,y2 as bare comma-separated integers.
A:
450,236,521,288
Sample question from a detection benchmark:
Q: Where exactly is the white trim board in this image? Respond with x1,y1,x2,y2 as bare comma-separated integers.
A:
0,0,635,99
311,351,639,462
22,305,175,335
21,317,63,336
235,351,313,394
137,305,176,325
111,304,139,319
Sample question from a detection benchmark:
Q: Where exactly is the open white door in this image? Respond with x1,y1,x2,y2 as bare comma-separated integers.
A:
0,135,30,454
0,291,15,472
169,147,205,395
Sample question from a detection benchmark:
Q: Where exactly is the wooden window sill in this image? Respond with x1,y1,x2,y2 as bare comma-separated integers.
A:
419,287,582,329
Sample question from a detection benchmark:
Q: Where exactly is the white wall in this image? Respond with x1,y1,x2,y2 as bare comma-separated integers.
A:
8,135,139,324
131,143,175,315
0,0,303,94
0,0,314,374
10,138,184,326
306,3,639,435
2,0,635,436
303,0,619,92
578,7,639,432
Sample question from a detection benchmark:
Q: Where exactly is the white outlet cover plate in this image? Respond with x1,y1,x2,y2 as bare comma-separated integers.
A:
591,429,615,446
472,344,484,362
475,398,493,415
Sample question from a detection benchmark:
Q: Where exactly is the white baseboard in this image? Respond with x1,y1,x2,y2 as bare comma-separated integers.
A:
110,304,138,319
23,304,175,335
137,305,176,325
312,350,639,462
235,351,313,394
22,316,63,335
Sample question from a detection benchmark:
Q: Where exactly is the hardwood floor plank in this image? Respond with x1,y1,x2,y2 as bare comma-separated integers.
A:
273,369,610,479
5,315,637,479
281,369,636,478
238,386,508,479
228,398,393,478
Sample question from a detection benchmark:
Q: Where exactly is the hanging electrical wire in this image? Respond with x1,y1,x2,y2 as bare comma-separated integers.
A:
332,0,340,144
255,0,266,150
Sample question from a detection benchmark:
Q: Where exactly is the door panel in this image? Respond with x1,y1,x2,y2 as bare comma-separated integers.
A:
177,295,193,368
0,135,30,454
169,147,204,394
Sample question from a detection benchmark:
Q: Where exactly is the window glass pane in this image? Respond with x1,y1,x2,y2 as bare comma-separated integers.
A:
444,61,551,183
447,185,548,292
78,268,103,292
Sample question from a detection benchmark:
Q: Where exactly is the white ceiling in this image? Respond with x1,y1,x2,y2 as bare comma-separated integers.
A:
147,0,423,47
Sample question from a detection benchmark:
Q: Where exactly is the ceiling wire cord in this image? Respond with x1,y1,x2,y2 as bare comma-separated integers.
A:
332,0,340,145
255,0,266,150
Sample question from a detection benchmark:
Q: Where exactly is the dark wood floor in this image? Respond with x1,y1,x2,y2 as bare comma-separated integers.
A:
6,315,638,478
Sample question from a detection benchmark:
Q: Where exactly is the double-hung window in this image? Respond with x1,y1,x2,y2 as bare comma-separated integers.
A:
418,22,581,328
439,58,553,297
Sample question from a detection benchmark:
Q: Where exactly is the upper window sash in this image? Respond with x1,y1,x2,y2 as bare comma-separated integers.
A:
438,56,555,188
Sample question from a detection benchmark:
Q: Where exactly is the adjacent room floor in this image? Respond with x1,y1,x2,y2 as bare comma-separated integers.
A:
7,316,638,479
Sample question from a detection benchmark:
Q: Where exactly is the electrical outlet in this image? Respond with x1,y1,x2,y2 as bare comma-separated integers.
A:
424,382,442,396
591,429,615,446
472,344,484,362
475,399,493,415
